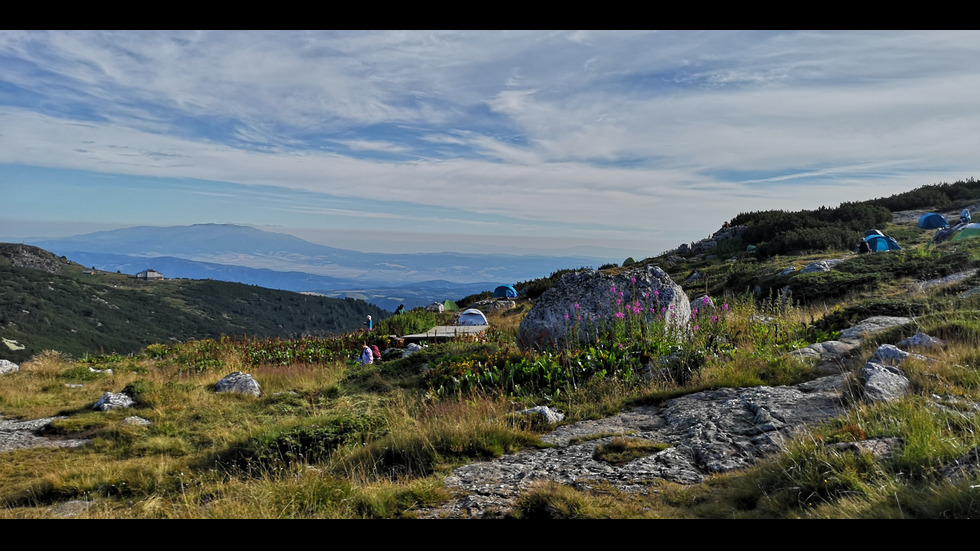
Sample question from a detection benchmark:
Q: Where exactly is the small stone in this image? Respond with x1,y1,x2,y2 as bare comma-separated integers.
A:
121,416,151,426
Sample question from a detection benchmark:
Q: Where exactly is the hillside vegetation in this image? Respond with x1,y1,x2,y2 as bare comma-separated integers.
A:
0,244,387,364
4,179,980,519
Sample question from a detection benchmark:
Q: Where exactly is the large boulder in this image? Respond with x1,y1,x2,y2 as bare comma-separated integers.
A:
517,265,690,350
215,371,262,397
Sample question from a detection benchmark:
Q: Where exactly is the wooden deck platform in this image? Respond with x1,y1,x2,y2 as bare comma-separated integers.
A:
401,324,490,344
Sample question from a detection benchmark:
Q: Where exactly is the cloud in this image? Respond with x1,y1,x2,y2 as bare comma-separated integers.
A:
2,30,980,255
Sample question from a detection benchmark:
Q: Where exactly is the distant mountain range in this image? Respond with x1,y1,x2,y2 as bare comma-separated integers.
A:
27,224,608,310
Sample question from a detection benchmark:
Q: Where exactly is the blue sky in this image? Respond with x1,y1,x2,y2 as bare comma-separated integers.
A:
1,30,978,259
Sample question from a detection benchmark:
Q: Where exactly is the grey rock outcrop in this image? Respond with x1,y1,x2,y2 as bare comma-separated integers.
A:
517,265,690,350
93,392,134,412
1,415,90,453
790,316,914,370
0,359,19,375
862,363,910,403
421,374,846,518
215,371,261,397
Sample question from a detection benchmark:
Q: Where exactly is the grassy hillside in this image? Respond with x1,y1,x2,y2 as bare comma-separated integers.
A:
0,244,387,363
4,179,980,519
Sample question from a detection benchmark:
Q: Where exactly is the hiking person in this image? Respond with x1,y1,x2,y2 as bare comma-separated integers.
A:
370,343,383,363
394,304,405,316
360,343,373,365
961,209,972,225
365,315,373,331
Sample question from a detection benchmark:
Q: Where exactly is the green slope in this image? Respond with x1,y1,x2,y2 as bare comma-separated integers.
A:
0,243,386,363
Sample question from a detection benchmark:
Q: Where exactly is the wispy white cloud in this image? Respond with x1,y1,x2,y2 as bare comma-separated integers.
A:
1,30,979,256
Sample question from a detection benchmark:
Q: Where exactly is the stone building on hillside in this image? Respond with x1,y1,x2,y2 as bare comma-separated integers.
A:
135,269,164,281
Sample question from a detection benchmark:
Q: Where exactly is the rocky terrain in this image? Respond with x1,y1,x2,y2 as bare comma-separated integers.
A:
418,315,979,518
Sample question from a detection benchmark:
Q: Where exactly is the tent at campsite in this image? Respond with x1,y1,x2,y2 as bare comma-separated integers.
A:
493,284,518,298
864,231,902,252
442,299,460,312
951,223,980,243
918,213,950,230
457,308,489,326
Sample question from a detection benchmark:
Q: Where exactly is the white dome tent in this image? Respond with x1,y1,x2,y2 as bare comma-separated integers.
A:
457,308,488,326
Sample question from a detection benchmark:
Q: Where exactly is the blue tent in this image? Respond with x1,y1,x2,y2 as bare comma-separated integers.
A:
865,234,902,252
918,213,949,230
493,284,518,298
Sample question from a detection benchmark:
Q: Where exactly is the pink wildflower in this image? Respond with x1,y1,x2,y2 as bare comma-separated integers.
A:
564,313,570,320
712,316,718,323
614,312,625,319
616,298,622,306
654,290,659,297
574,303,579,310
723,303,729,311
703,296,711,305
631,277,636,284
643,292,649,299
694,324,699,332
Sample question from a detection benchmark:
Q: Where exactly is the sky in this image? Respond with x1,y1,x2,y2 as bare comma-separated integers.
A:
1,30,979,260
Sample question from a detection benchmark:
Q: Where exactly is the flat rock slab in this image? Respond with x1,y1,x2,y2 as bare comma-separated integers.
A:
0,416,90,453
423,375,846,518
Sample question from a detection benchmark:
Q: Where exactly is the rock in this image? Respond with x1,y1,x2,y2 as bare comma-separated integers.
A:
471,299,516,313
0,359,19,375
516,265,690,350
780,266,797,276
839,316,913,343
690,295,715,315
829,437,903,461
799,259,844,274
50,500,92,518
121,416,151,426
940,446,980,481
516,406,565,424
862,362,910,403
420,374,847,518
898,333,944,350
402,342,425,358
93,392,134,412
869,344,928,366
214,371,261,397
